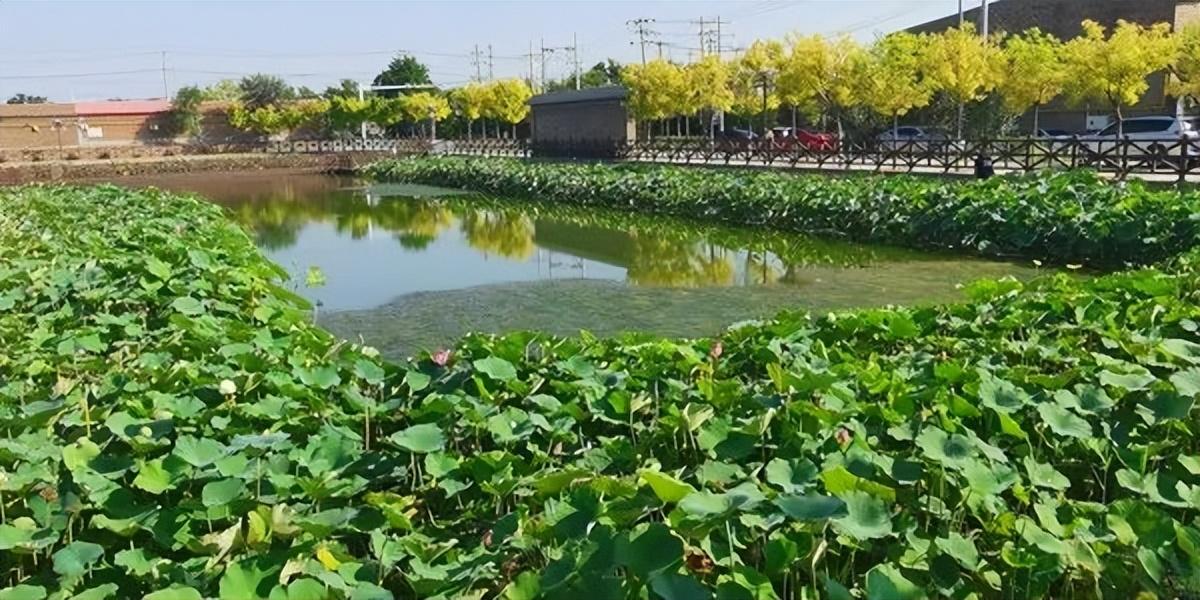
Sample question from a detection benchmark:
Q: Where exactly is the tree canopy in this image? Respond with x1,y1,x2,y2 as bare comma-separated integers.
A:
1063,19,1178,125
238,74,295,110
373,54,433,94
6,93,47,104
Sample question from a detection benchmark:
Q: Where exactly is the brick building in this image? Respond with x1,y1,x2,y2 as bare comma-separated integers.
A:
909,0,1200,131
0,99,175,150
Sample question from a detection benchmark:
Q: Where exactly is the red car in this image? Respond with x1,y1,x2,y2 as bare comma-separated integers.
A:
770,127,839,152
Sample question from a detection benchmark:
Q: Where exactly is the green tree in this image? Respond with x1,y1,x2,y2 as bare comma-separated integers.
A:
6,93,47,104
1063,19,1178,135
731,40,784,132
622,59,688,136
544,59,623,92
850,32,935,133
326,95,371,135
777,34,862,139
238,74,294,110
684,55,735,137
324,79,361,100
1169,23,1200,104
401,92,452,139
373,55,433,95
450,83,490,139
484,79,533,138
996,28,1066,134
168,85,205,137
201,79,241,102
922,23,1002,138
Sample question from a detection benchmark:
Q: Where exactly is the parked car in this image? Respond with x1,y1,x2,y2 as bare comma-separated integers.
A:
1078,116,1200,160
1036,128,1073,139
877,126,951,150
769,127,838,152
715,128,757,151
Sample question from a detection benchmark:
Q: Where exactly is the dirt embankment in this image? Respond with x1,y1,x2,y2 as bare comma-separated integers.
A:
0,152,396,185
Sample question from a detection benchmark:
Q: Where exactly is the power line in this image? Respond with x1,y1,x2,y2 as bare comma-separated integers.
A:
627,18,659,65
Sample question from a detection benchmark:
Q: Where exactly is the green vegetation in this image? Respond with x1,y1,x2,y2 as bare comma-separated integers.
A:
2,171,1200,600
366,157,1200,268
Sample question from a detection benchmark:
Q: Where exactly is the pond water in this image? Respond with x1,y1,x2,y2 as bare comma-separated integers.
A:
115,171,1045,358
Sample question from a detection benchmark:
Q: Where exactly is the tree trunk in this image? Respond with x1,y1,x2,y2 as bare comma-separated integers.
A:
512,123,517,139
1032,104,1040,136
957,102,964,140
1116,104,1124,138
468,119,473,140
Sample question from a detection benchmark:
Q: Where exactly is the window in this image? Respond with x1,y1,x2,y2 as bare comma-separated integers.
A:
1096,120,1171,136
1122,119,1172,134
896,127,919,136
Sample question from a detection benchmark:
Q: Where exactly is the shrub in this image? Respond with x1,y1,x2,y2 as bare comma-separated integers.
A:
367,157,1200,268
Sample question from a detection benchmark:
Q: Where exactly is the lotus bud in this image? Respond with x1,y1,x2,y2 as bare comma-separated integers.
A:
219,379,237,396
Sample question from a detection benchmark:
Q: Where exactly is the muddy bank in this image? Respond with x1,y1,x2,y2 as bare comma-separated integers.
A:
0,151,395,185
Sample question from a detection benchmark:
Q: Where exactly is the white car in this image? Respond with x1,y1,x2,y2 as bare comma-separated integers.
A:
1079,116,1200,160
877,126,951,151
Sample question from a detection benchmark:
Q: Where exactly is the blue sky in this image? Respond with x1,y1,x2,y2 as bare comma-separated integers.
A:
0,0,964,102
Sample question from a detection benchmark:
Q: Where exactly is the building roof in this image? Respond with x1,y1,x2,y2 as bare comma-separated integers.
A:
530,86,627,107
74,99,172,116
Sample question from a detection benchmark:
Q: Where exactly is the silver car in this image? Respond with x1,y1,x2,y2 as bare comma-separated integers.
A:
1080,116,1200,160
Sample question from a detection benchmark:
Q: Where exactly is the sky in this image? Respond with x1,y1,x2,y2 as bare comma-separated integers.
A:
0,0,967,102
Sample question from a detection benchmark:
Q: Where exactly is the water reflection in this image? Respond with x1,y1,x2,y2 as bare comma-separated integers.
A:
218,180,962,293
106,172,1045,345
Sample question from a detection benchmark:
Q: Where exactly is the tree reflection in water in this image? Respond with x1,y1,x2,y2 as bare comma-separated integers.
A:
222,182,942,289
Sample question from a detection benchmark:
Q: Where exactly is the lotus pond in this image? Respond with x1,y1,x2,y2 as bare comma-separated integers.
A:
115,171,1044,358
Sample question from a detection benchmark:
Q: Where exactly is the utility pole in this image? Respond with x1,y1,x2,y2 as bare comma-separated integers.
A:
981,0,990,38
627,18,657,64
488,44,494,80
160,51,169,99
697,16,706,56
958,0,964,26
526,41,537,91
716,16,723,57
572,32,581,90
540,38,547,90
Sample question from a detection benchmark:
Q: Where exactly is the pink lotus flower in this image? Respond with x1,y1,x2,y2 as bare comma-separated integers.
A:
835,428,853,446
709,341,723,360
431,349,451,367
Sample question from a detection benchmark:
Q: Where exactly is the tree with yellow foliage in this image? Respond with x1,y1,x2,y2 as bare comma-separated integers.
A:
731,39,785,133
483,79,533,138
450,83,490,139
996,28,1066,134
621,59,688,137
850,32,935,134
923,23,1003,138
1063,19,1178,135
1168,23,1200,105
684,55,735,138
776,34,862,140
400,92,451,139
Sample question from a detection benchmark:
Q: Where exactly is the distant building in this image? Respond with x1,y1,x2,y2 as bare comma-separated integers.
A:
908,0,1200,132
529,86,635,155
0,99,173,149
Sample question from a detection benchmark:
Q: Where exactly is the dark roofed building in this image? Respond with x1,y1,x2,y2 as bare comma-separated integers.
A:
529,86,635,156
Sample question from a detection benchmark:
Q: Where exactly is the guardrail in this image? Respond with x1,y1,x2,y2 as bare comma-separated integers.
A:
256,135,1200,182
